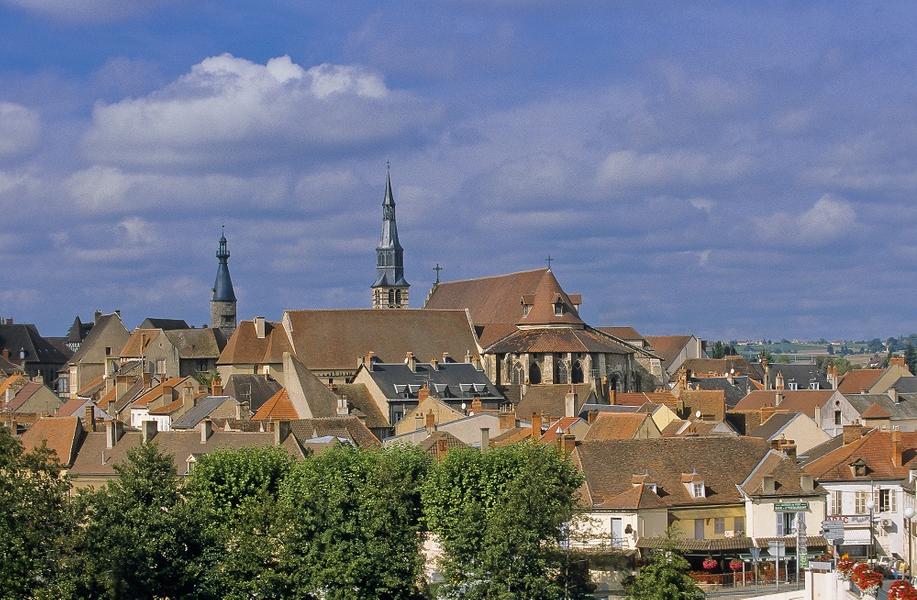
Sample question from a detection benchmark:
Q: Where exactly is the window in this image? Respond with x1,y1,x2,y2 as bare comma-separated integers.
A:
554,302,564,317
105,346,111,356
156,359,166,375
388,289,396,305
776,512,796,536
879,489,897,513
610,518,623,546
694,519,705,540
734,516,745,534
788,382,798,391
831,490,843,516
855,491,868,515
528,361,542,385
834,410,842,426
810,382,820,390
692,483,704,498
571,361,584,384
714,518,725,535
522,304,530,317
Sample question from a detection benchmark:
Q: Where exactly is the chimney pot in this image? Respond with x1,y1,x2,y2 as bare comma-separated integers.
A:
84,403,96,432
480,427,490,450
425,409,436,433
254,316,266,339
531,412,542,437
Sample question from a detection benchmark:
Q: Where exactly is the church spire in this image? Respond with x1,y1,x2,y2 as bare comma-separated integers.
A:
211,227,237,334
372,166,409,309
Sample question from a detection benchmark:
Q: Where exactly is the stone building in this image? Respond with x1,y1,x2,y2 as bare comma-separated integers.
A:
210,230,237,336
371,171,410,309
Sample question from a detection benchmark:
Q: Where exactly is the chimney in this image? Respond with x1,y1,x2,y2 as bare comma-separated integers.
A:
105,420,123,449
559,433,576,456
405,352,416,372
843,424,866,445
892,356,907,368
84,403,96,432
531,412,542,437
889,387,900,403
480,427,490,450
775,392,784,406
141,419,158,444
893,429,903,468
775,371,785,391
363,351,375,370
254,316,266,339
336,395,349,416
814,405,822,426
418,385,430,404
800,474,815,491
587,410,598,424
464,349,471,363
162,383,174,405
430,358,439,371
498,410,516,431
761,355,770,390
182,385,194,409
564,386,577,418
425,409,436,433
609,388,617,405
200,419,213,444
436,437,448,460
443,352,451,364
273,420,290,446
783,441,797,460
210,378,223,397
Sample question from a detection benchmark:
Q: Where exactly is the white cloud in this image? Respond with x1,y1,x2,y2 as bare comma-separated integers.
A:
596,149,753,188
0,102,40,159
754,194,856,245
83,54,437,168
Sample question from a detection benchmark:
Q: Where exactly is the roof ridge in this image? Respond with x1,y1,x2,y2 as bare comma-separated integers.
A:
434,267,549,285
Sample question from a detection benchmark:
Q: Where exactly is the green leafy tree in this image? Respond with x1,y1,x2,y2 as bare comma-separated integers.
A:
422,442,585,600
906,344,917,375
626,530,704,600
187,446,296,599
710,341,725,359
62,442,210,599
0,427,73,600
278,444,432,599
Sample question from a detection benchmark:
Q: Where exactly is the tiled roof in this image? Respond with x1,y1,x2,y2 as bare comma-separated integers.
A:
491,426,535,446
162,328,225,359
681,357,756,378
7,381,44,412
612,391,678,408
283,309,480,371
748,412,797,441
691,376,756,408
838,369,885,394
804,429,917,481
511,269,584,327
0,373,25,396
149,395,195,416
574,437,771,509
583,413,651,441
487,327,632,354
118,329,158,357
334,383,388,429
845,393,917,420
56,396,90,417
68,313,130,366
644,335,694,366
288,417,381,449
740,450,824,497
425,267,556,326
131,377,188,408
19,416,84,466
681,389,726,420
172,396,235,429
0,354,24,376
732,390,835,418
76,374,105,397
217,319,291,366
516,384,595,421
252,389,298,421
541,416,582,442
417,430,468,456
597,326,644,341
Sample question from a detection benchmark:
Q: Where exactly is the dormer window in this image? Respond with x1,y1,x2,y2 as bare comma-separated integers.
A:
647,483,658,495
850,458,868,477
788,381,798,391
554,302,565,317
522,304,531,317
693,482,705,498
809,382,820,390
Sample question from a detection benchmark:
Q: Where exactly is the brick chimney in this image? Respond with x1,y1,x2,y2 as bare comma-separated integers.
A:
162,383,174,405
564,385,577,418
893,429,903,468
843,424,866,445
498,410,516,431
363,351,376,370
200,418,213,444
557,433,576,456
531,412,542,437
425,409,436,433
436,437,448,460
480,427,490,450
84,403,96,432
405,352,416,372
141,419,158,444
470,396,482,413
892,356,907,368
418,384,429,404
587,410,598,424
210,378,223,397
254,316,266,339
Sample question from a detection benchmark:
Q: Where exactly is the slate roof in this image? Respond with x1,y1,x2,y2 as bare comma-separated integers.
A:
288,417,382,449
573,437,772,509
66,316,93,345
361,362,502,401
844,393,917,419
747,412,798,441
223,374,283,414
732,390,836,418
0,354,24,376
170,396,235,428
70,429,304,477
768,363,829,390
583,413,652,440
217,320,292,366
691,376,757,408
19,416,84,466
803,429,917,481
838,369,885,394
140,318,190,330
516,383,595,420
283,309,480,370
0,323,69,365
892,377,917,393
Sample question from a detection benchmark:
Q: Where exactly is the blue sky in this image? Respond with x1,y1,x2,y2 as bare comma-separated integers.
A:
1,1,916,340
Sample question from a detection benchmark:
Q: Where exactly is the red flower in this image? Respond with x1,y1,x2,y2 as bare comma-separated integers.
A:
729,559,744,571
851,563,883,594
702,557,718,571
890,580,917,600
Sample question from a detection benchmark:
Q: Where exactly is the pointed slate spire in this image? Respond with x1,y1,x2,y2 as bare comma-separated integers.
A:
372,165,409,308
212,228,236,302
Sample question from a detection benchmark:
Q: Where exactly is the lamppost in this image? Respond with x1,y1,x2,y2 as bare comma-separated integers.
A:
905,507,915,578
866,498,876,564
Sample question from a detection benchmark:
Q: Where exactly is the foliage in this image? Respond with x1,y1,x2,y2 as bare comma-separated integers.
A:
60,442,211,599
0,426,73,600
422,442,585,600
194,369,221,387
278,444,432,599
625,530,704,600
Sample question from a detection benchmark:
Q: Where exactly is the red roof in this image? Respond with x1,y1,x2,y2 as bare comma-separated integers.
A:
837,369,884,394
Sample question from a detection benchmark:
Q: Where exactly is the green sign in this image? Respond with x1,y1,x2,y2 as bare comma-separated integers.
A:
799,554,809,569
774,502,809,512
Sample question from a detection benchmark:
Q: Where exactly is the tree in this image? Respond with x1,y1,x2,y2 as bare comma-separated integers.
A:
0,426,73,600
278,445,432,599
906,344,917,375
422,442,585,600
710,341,725,359
626,530,704,600
187,446,296,599
61,442,211,599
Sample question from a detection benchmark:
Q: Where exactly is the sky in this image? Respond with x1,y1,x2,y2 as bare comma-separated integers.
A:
1,1,917,341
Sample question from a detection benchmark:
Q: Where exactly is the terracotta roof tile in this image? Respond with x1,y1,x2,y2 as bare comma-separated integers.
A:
804,429,917,481
583,413,652,441
424,268,554,325
733,390,835,418
252,389,299,421
838,369,885,394
19,416,83,466
644,335,694,366
540,416,582,442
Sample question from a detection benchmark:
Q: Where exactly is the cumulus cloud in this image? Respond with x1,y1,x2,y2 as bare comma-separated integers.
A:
83,54,438,169
596,149,753,188
754,194,856,245
0,102,40,159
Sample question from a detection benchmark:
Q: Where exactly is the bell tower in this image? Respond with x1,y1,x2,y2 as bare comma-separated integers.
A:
371,167,410,308
211,228,237,334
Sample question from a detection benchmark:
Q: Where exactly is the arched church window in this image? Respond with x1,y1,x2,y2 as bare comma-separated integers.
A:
511,363,524,385
571,361,584,384
395,290,402,304
529,361,542,385
388,289,396,305
556,360,569,384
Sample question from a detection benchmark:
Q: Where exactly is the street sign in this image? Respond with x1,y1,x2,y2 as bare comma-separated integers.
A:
750,547,761,562
821,520,845,542
775,502,810,512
